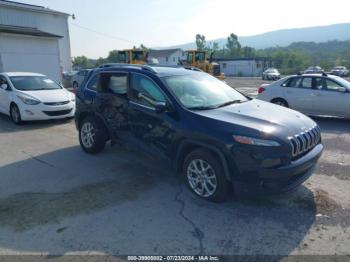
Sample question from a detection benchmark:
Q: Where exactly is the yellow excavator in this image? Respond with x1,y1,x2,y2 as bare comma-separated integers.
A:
182,50,225,80
117,49,159,65
117,49,147,64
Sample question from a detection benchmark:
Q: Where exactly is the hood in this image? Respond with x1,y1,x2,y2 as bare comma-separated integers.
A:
19,89,72,103
194,99,316,138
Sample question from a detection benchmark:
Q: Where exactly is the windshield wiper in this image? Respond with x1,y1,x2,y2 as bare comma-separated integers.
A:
188,105,217,111
215,100,243,108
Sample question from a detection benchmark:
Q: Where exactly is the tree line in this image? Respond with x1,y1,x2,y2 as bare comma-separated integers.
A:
72,34,350,75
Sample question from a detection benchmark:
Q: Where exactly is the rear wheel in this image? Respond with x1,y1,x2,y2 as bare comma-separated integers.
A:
183,149,229,202
10,104,22,125
271,98,288,108
79,116,107,154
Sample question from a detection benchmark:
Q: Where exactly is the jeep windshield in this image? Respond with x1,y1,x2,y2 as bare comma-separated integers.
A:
163,73,248,110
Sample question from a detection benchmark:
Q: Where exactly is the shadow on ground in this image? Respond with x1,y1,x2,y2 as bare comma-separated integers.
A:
312,116,350,134
0,145,318,256
0,114,73,134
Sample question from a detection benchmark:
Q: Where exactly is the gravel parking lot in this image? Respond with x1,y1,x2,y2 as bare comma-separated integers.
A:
0,77,349,258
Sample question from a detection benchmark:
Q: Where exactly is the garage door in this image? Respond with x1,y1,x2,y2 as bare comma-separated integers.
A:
0,34,61,82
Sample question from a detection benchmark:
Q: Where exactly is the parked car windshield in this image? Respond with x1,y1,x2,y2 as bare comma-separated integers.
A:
266,69,278,73
162,73,248,110
10,76,62,91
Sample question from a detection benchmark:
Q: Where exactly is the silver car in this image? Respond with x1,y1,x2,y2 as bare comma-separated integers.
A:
257,74,350,119
304,66,323,74
331,66,349,77
71,69,92,90
262,68,281,80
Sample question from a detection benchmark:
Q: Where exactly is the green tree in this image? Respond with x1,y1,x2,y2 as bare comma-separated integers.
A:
72,56,89,69
195,34,206,51
226,33,241,58
212,42,220,53
95,57,107,67
242,46,255,58
140,44,148,52
106,50,119,63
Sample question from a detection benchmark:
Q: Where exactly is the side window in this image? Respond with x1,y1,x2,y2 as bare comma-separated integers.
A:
300,77,312,89
282,77,302,88
314,77,323,90
86,75,100,91
104,74,128,95
130,74,166,107
0,76,8,85
187,53,193,63
323,79,343,91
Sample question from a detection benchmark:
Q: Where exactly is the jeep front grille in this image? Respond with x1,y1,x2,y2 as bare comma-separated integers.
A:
288,126,321,159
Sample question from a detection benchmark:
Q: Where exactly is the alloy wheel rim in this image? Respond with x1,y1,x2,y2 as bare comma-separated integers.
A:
187,159,217,197
11,106,20,123
81,122,95,148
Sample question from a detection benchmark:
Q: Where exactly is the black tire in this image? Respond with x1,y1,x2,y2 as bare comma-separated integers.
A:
73,81,78,89
183,149,229,202
10,104,23,125
79,116,107,154
271,98,289,108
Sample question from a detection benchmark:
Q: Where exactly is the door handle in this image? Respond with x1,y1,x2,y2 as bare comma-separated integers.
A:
311,93,320,97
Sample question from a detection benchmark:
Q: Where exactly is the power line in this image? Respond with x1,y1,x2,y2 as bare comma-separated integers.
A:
70,22,141,46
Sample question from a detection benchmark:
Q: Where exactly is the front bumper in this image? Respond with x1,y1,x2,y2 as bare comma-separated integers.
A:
231,144,323,195
19,102,76,121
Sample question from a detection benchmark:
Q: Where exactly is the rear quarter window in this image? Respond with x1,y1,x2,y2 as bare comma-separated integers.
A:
282,77,302,87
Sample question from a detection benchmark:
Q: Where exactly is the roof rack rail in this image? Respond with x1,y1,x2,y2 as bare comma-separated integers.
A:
322,72,328,76
140,65,157,73
183,66,203,72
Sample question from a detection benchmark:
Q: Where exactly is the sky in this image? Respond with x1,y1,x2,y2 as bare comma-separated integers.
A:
14,0,350,59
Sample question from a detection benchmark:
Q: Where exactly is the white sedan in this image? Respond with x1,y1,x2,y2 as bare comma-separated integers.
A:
257,73,350,119
0,72,75,124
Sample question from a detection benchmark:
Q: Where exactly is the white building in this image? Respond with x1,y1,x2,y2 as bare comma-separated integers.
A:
218,58,272,77
0,0,71,82
149,49,186,66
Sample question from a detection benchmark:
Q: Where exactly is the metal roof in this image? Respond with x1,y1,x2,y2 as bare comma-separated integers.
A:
215,57,272,62
0,24,63,38
0,0,70,16
149,49,183,57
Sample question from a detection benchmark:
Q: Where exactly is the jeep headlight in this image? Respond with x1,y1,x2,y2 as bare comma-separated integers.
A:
17,95,40,105
233,135,280,147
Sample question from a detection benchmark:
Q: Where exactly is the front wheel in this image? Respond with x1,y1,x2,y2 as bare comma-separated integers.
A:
10,104,23,125
184,149,229,202
79,116,107,154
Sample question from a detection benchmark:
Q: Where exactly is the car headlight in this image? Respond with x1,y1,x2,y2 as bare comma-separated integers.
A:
17,95,40,105
68,91,75,102
233,135,280,147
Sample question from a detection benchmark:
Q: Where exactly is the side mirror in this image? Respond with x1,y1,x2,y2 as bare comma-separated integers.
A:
155,102,168,114
1,83,9,90
338,87,347,93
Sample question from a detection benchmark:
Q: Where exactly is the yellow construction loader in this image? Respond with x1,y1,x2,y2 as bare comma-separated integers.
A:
183,50,225,80
117,49,147,65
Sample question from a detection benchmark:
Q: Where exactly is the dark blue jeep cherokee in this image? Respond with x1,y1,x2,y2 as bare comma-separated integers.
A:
75,65,323,202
